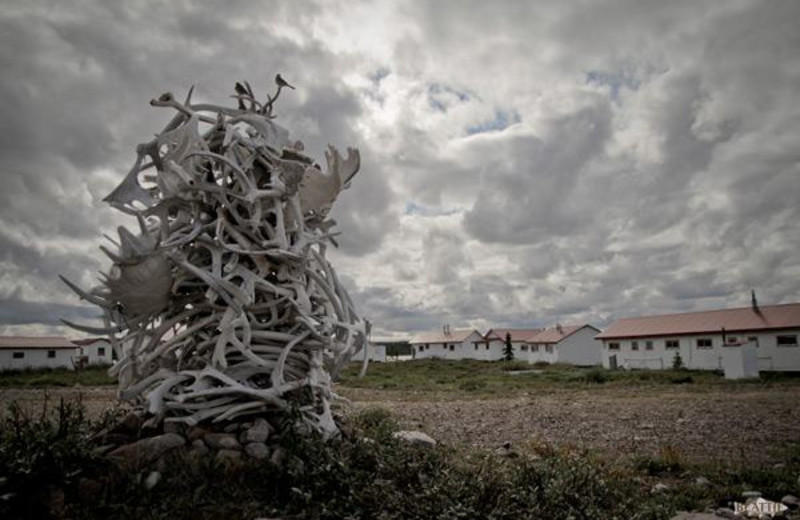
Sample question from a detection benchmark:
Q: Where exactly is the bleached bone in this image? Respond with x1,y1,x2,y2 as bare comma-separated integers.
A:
62,77,370,436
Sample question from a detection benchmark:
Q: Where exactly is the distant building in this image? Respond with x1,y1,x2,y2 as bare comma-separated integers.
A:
522,324,602,366
410,327,485,360
72,338,113,366
0,336,77,371
596,302,800,371
482,328,543,361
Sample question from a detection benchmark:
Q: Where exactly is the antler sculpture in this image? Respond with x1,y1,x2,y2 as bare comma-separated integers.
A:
62,77,369,436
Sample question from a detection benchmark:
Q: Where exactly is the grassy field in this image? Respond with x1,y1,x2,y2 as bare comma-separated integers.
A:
0,366,114,388
337,358,800,396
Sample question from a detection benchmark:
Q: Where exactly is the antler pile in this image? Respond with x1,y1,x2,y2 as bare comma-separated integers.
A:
62,78,369,436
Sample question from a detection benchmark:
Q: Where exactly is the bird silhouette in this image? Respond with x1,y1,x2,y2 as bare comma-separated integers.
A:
276,74,295,90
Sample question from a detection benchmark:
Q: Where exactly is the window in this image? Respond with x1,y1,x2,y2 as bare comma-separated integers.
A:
419,346,424,352
777,335,798,347
442,344,447,350
726,336,738,345
665,340,679,349
426,344,430,350
98,347,106,356
12,351,24,359
521,345,528,352
545,345,553,354
631,341,639,351
531,344,539,352
48,350,56,358
474,344,478,350
747,336,758,346
449,344,454,351
645,341,653,351
696,338,713,349
608,342,620,351
485,345,489,350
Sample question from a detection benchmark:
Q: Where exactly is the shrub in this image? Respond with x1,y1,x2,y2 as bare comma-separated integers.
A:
672,352,684,370
580,368,609,384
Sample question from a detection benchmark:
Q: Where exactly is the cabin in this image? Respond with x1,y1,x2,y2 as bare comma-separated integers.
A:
522,324,602,366
595,302,800,371
410,327,485,360
482,328,543,361
72,338,113,366
0,336,78,371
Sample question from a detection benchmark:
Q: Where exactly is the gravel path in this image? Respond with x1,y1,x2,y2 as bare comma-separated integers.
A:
3,384,798,464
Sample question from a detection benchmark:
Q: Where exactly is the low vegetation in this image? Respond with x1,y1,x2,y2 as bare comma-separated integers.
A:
1,400,798,519
0,366,114,388
338,359,800,397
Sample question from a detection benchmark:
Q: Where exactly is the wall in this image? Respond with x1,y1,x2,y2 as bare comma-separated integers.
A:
412,332,489,360
0,348,76,371
554,327,602,366
80,340,113,366
600,329,800,371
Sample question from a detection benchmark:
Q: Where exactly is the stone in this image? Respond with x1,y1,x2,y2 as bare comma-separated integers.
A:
108,433,185,468
244,442,270,460
103,433,135,446
144,471,161,490
223,423,241,433
694,476,711,486
186,426,209,442
650,483,669,494
163,421,185,435
783,495,800,509
392,430,437,447
113,412,144,435
714,507,736,519
215,449,242,467
241,419,272,444
204,433,240,450
270,446,287,467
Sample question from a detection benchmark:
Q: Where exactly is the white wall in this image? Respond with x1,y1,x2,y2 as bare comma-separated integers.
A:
79,340,113,366
600,329,800,371
366,343,386,362
412,331,488,360
553,327,602,366
0,348,76,371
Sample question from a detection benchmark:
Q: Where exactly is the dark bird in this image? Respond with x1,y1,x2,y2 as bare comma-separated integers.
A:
276,74,295,90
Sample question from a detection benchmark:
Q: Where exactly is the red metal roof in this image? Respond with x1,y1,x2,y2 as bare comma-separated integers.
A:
409,329,482,344
526,324,598,344
484,328,543,342
596,303,800,339
72,338,108,346
0,336,77,349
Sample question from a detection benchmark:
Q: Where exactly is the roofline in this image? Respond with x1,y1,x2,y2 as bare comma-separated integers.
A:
527,324,601,344
596,326,800,341
608,302,800,323
408,329,483,344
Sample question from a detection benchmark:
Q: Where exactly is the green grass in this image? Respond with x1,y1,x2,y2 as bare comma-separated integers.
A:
338,358,800,396
0,366,115,388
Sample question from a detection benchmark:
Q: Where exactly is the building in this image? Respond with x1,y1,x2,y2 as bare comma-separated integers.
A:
595,302,800,371
72,338,113,366
521,324,602,366
482,328,543,361
410,327,485,360
0,336,78,371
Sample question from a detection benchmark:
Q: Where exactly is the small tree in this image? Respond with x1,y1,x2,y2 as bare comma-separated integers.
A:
672,351,684,370
503,332,515,361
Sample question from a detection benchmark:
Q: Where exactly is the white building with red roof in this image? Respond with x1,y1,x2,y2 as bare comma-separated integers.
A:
482,328,544,361
521,324,602,366
0,336,78,371
595,302,800,371
409,326,485,360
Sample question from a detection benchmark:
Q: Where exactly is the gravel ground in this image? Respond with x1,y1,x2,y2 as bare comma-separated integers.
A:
2,384,798,464
342,385,800,464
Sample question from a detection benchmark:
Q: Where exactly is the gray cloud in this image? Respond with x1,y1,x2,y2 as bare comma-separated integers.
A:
1,0,799,339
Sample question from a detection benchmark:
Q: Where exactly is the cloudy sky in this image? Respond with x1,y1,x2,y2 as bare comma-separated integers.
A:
1,0,799,339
